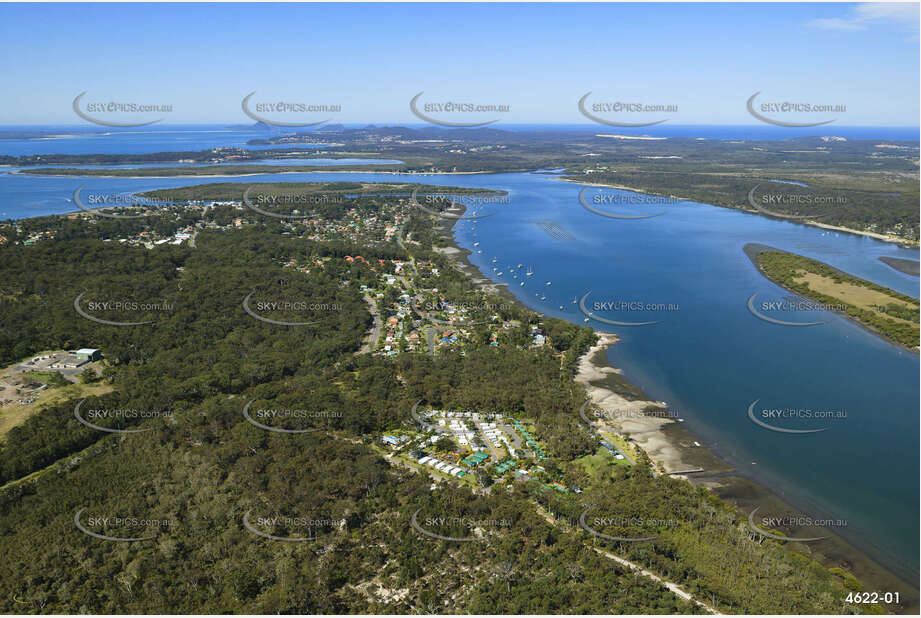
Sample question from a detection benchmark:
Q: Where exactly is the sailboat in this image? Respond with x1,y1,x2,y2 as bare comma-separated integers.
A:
526,266,533,277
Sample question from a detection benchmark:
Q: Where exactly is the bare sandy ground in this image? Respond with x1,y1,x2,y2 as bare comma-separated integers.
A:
573,332,698,475
434,245,509,296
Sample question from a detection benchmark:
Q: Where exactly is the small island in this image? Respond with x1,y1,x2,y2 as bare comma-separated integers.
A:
745,244,919,352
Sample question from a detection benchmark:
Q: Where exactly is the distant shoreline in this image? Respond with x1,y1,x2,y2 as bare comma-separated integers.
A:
556,176,918,247
12,168,492,179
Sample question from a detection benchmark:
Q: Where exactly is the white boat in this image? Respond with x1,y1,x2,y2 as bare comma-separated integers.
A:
526,266,533,276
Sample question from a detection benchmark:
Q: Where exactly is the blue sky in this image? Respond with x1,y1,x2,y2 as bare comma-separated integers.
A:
0,2,918,126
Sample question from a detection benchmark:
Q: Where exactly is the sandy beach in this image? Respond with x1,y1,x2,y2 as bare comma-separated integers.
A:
569,325,918,608
573,332,694,474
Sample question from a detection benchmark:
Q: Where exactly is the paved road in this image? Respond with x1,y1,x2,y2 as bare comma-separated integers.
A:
357,295,382,354
500,423,523,451
395,224,419,276
424,326,438,354
474,422,502,462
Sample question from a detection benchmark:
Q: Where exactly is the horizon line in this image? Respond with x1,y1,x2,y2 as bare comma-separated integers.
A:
1,122,919,130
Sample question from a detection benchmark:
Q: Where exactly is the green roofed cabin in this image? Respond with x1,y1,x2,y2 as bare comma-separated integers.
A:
461,451,490,467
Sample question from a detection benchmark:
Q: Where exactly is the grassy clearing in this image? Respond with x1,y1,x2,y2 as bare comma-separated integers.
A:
599,431,640,462
796,271,918,327
757,249,919,350
575,446,632,479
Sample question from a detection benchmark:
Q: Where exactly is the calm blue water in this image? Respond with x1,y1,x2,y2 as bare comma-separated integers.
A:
461,175,919,582
1,130,918,582
2,124,918,158
9,158,403,171
0,125,326,155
